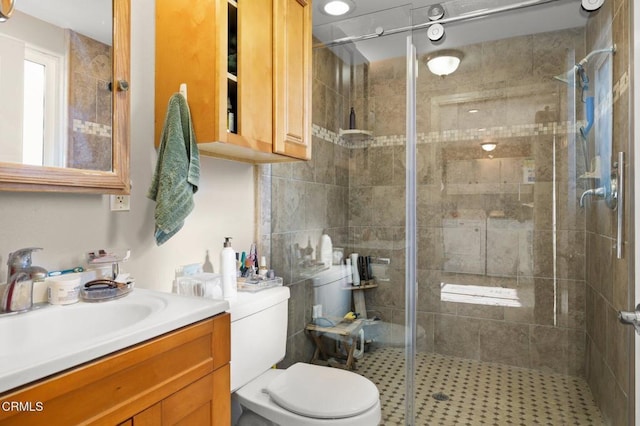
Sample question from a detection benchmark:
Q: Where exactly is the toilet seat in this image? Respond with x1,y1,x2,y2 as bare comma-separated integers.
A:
235,364,381,426
265,363,379,419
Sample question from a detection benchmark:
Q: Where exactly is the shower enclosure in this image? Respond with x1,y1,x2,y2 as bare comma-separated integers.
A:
262,0,633,424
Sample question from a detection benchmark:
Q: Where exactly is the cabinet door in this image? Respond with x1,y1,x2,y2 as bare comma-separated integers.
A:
161,374,215,425
234,0,273,152
273,0,312,160
132,403,161,425
155,0,227,145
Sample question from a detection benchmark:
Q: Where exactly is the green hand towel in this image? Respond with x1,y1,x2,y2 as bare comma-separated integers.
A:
147,93,200,245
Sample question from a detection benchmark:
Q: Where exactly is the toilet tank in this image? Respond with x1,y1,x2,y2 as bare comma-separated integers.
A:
312,265,352,318
228,286,290,392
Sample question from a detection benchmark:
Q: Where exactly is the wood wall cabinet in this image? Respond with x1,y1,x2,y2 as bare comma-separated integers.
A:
155,0,311,164
0,314,231,426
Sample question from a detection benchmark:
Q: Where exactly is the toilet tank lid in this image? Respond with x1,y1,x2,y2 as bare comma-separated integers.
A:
311,265,351,287
266,363,379,419
227,286,290,322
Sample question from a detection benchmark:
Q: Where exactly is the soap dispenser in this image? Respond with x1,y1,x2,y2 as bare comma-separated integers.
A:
220,237,237,299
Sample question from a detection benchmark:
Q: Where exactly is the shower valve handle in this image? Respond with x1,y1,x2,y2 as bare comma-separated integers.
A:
619,304,640,335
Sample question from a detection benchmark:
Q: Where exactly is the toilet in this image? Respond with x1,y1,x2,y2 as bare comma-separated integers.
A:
229,267,381,426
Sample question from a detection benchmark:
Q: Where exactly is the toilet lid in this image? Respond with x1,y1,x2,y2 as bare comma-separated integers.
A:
265,363,379,419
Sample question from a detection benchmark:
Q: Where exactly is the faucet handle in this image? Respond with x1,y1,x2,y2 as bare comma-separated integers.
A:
8,247,43,268
7,248,45,282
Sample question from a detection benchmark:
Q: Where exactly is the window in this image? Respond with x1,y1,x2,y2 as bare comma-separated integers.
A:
22,47,65,166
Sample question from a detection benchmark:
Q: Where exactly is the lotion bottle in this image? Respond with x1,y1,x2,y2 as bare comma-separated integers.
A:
220,237,237,299
318,232,333,267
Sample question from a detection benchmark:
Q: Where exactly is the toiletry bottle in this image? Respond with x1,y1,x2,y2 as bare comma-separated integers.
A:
345,258,353,285
227,97,235,133
220,237,237,299
349,107,356,129
318,233,333,267
350,253,361,286
203,250,214,273
259,256,268,278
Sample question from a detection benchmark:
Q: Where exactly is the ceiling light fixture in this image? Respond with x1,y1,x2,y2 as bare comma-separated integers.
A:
481,142,497,152
322,0,354,16
425,50,463,77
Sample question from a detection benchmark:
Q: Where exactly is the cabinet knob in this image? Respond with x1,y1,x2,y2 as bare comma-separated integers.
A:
117,80,130,92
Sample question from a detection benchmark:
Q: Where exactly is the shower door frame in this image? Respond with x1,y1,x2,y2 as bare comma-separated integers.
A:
404,35,418,426
632,2,639,425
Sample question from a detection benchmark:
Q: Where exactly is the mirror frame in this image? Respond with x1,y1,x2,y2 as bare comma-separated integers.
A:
0,0,130,194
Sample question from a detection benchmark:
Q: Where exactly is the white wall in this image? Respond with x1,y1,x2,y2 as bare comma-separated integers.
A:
0,0,256,293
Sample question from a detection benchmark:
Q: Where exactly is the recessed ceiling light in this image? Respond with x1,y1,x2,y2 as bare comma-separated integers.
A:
323,0,352,16
468,109,479,113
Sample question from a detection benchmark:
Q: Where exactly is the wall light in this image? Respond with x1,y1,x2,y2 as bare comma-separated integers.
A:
321,0,355,16
425,50,463,77
481,142,497,152
0,0,15,22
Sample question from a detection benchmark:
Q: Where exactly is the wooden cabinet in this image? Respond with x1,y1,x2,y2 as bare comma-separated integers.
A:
155,0,311,163
0,314,231,426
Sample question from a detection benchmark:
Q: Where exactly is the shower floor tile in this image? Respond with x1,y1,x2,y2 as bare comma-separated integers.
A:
357,347,604,426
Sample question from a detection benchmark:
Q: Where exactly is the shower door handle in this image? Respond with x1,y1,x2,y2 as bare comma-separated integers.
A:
619,304,640,335
615,152,624,259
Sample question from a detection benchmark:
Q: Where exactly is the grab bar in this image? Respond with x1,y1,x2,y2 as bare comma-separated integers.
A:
616,152,624,259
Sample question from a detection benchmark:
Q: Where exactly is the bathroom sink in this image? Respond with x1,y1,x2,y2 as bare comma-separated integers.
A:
0,288,229,393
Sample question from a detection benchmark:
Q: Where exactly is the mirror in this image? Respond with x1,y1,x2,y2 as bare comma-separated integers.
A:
0,0,129,193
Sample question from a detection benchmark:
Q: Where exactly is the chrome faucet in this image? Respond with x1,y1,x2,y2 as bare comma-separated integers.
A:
2,247,48,313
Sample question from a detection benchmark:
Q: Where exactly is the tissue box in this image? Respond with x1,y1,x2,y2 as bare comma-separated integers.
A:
176,273,223,299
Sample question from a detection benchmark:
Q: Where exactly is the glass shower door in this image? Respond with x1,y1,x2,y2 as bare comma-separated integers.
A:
409,0,629,424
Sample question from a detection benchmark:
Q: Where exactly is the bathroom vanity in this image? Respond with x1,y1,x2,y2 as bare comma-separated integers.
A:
0,290,230,425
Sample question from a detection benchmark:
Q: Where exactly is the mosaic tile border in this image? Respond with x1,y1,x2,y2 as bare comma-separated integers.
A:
313,70,630,151
72,119,112,138
314,121,583,149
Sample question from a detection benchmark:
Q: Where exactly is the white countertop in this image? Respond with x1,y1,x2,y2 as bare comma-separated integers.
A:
0,288,229,394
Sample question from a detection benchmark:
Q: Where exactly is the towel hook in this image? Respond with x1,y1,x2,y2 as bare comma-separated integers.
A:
179,83,188,101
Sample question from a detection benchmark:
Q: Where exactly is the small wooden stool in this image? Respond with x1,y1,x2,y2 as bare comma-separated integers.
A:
305,319,363,370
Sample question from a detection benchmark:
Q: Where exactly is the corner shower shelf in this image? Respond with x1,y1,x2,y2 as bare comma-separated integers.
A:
339,128,373,143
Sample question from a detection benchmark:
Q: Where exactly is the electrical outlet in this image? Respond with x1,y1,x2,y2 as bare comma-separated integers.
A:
110,194,130,211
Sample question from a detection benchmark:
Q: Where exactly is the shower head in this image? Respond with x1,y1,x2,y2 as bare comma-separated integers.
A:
552,46,614,85
553,72,570,84
553,65,580,85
